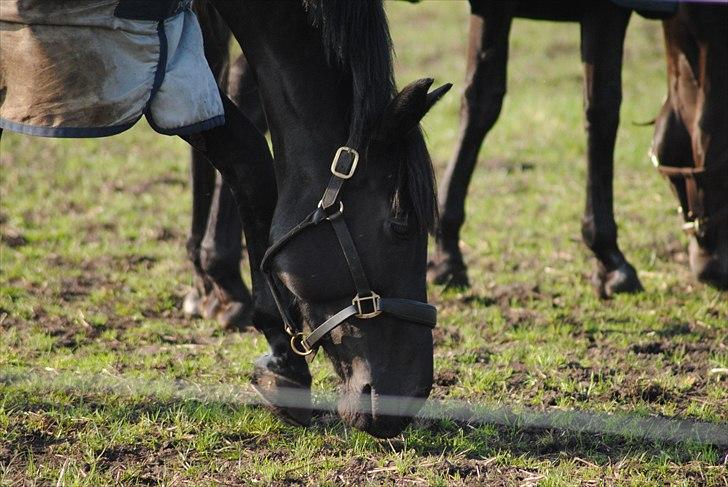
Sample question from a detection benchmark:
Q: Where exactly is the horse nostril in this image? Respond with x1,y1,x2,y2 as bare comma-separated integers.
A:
361,383,372,396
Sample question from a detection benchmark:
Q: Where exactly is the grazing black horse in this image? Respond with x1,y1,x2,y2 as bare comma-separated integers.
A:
1,0,450,438
428,0,681,297
203,0,450,438
651,3,728,289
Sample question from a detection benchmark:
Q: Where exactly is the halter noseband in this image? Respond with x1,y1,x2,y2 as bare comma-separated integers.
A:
260,146,437,356
651,151,728,238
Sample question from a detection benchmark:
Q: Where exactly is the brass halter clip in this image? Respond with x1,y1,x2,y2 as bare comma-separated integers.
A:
290,332,314,356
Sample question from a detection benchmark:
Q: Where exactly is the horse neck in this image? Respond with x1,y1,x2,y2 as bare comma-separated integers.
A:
226,1,356,204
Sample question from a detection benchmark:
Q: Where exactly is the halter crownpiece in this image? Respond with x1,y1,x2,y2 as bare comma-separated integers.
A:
261,146,437,356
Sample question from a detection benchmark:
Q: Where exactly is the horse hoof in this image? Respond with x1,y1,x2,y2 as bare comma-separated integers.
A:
427,257,470,288
219,302,254,331
592,262,644,299
200,293,222,321
183,288,202,318
252,354,312,427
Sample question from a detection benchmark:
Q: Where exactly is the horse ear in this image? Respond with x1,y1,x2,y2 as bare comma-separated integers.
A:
373,78,452,145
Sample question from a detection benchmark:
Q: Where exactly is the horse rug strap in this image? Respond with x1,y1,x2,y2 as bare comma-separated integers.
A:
0,0,224,138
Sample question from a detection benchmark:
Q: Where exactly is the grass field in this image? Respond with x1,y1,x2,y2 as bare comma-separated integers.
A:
1,2,727,485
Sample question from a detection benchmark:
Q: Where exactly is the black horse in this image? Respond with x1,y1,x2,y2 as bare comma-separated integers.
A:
428,0,685,297
1,0,450,438
191,0,451,438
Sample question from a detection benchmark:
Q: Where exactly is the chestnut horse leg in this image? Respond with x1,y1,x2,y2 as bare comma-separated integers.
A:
429,0,515,287
580,2,642,298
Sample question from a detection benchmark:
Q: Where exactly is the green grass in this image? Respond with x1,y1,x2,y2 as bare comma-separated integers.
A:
1,2,727,485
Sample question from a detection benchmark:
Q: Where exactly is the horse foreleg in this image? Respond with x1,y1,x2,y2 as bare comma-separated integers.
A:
182,95,312,424
580,3,642,298
193,53,265,329
429,1,514,287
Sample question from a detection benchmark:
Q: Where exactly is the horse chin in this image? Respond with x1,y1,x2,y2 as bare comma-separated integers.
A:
689,235,728,290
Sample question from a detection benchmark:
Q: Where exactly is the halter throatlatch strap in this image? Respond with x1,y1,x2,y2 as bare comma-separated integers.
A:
651,151,728,238
260,146,437,357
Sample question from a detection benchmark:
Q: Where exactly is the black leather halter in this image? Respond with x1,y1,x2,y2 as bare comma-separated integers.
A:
260,147,437,356
651,150,728,238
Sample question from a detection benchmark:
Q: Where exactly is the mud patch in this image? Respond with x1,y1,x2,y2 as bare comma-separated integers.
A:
631,341,666,355
435,369,459,387
433,325,462,347
1,227,28,247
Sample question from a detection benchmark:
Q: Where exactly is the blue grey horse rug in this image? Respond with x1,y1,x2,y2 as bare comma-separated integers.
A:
0,0,224,137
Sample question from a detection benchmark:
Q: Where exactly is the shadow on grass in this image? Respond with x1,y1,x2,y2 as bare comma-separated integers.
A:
3,389,724,469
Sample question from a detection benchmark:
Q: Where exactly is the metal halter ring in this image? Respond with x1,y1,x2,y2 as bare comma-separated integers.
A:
290,332,314,356
330,147,359,179
318,200,344,219
353,292,381,319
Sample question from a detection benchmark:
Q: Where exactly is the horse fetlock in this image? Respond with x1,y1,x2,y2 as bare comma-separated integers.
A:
427,249,470,288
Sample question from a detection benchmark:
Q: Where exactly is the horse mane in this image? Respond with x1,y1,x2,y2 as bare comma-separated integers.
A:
303,0,438,233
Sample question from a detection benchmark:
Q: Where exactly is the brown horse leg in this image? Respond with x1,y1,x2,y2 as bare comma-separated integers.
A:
580,2,642,298
429,1,515,287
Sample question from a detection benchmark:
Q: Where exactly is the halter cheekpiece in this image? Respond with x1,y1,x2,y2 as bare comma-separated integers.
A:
651,151,728,238
261,146,437,356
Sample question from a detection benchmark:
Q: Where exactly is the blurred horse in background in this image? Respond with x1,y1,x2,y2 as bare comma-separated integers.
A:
428,0,683,297
651,3,728,289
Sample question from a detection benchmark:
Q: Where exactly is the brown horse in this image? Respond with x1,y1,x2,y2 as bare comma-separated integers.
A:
428,0,684,297
651,3,728,289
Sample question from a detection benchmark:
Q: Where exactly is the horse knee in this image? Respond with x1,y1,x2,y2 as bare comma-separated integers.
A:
462,85,505,131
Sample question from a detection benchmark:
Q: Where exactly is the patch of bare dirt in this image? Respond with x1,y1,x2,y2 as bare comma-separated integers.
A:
1,227,28,247
432,325,462,347
435,369,459,387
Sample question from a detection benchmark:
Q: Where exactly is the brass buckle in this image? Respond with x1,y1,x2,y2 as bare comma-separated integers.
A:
682,219,703,237
290,332,314,356
353,292,381,319
330,147,359,179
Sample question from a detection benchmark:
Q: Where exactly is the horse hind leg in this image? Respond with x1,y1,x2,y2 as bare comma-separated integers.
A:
184,148,217,318
193,54,263,329
199,171,253,329
580,3,643,298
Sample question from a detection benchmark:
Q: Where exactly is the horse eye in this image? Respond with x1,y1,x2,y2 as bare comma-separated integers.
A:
386,217,413,240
